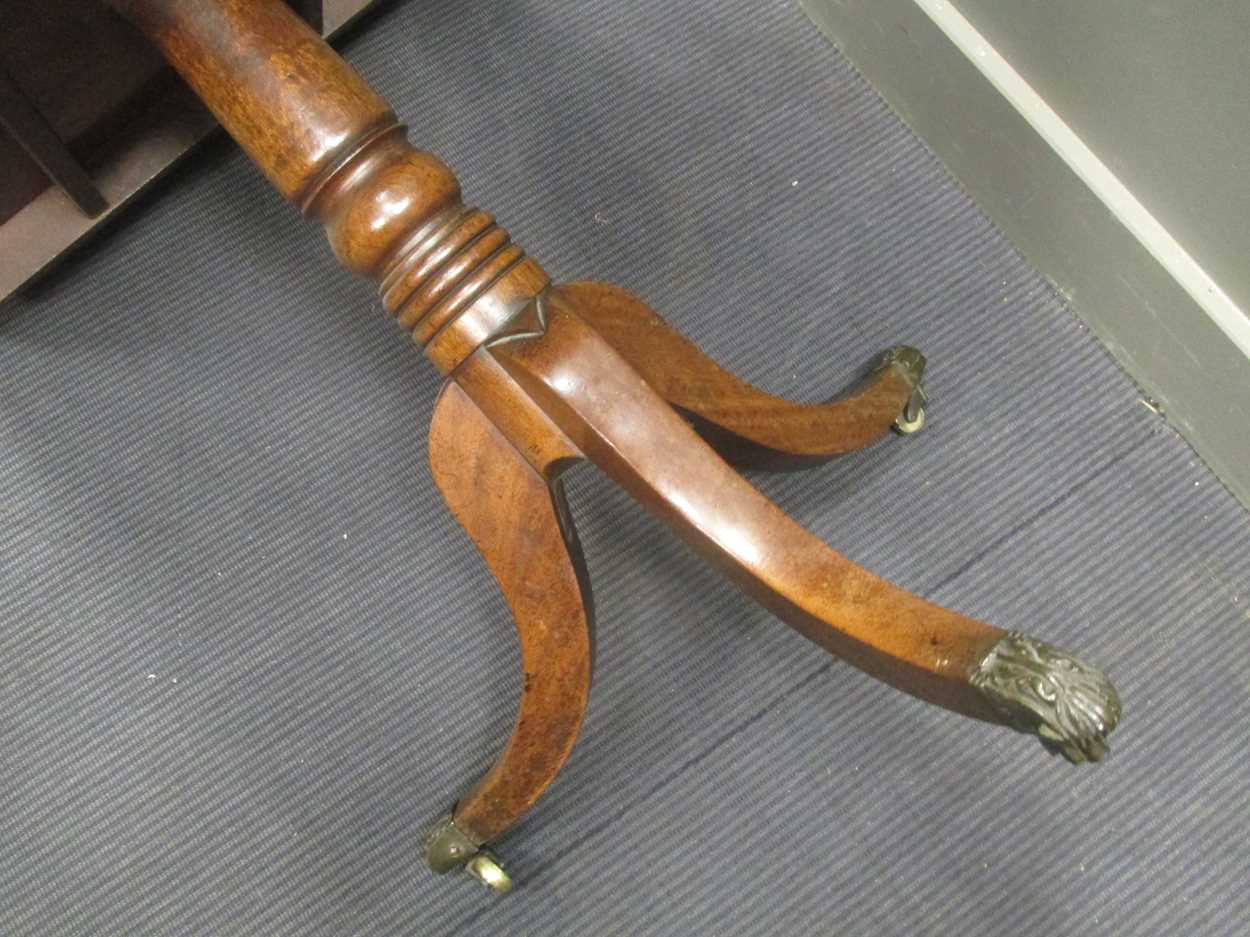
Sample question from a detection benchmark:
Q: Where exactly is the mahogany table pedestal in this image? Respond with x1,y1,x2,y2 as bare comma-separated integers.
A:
103,0,1121,895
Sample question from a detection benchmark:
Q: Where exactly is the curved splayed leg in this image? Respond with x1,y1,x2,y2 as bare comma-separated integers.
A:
562,281,928,469
490,287,1119,755
423,374,594,893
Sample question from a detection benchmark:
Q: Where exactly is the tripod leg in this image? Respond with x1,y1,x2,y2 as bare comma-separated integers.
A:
422,378,593,892
491,289,1119,761
562,281,927,469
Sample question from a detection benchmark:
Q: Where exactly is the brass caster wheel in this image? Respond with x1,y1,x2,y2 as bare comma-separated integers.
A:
425,814,513,894
893,384,928,435
465,852,513,894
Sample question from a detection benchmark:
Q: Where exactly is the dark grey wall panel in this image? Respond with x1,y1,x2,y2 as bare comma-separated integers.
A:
956,0,1250,317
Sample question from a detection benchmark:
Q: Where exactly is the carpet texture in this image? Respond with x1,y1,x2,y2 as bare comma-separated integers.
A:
2,0,1247,933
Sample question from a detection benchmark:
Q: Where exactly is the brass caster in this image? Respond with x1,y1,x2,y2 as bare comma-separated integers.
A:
893,384,928,435
466,852,513,894
881,346,927,436
424,814,513,894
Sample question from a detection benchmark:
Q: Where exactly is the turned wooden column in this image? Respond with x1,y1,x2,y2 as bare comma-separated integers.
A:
108,0,546,374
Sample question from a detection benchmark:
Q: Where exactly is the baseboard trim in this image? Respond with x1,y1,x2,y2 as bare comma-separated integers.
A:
803,0,1250,508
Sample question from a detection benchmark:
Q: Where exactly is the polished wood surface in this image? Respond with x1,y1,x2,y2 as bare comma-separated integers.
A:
105,0,1118,888
562,281,923,468
429,365,593,846
491,291,1003,722
106,0,548,380
109,0,394,204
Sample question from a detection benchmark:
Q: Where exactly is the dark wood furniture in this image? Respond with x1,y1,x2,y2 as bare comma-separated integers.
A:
89,0,1121,895
0,0,379,302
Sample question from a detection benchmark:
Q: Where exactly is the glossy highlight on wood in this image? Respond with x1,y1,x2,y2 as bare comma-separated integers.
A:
562,281,926,468
106,0,1121,893
429,370,592,845
107,0,547,375
491,290,1004,721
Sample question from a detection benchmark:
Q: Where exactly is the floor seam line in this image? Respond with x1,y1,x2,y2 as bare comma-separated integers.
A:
449,660,835,929
925,429,1156,596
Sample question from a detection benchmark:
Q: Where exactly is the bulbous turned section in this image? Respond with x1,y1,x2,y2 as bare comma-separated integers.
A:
380,207,499,324
305,126,462,278
971,632,1121,763
303,128,548,371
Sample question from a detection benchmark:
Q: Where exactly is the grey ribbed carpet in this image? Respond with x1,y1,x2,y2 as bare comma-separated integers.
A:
3,1,1247,933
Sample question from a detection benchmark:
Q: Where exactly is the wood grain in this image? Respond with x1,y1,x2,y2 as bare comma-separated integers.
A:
562,281,922,468
429,363,593,845
105,0,1116,872
491,290,1005,722
106,0,547,376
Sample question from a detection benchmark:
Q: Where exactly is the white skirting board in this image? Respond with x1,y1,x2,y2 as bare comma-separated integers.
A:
803,0,1250,509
